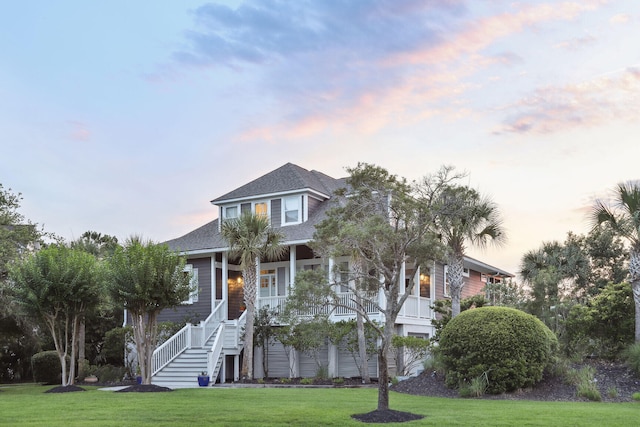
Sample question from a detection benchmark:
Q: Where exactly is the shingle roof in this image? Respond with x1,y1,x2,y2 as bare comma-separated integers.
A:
211,162,342,204
165,163,346,253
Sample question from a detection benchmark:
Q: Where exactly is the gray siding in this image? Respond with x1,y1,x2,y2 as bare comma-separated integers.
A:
271,198,281,227
337,347,377,378
299,343,329,377
308,196,322,218
157,257,212,324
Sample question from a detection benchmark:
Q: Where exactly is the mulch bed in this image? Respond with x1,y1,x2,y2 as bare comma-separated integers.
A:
45,385,87,393
352,409,424,423
115,384,173,392
392,360,640,402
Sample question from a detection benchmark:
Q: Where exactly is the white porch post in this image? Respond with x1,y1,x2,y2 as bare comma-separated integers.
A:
220,357,226,384
289,245,297,290
234,354,239,381
211,256,217,314
222,252,229,320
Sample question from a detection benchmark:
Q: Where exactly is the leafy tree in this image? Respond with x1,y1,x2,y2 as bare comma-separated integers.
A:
288,163,444,411
329,319,377,381
108,237,192,384
220,212,285,380
0,184,42,282
520,236,590,315
70,231,121,371
254,306,278,378
391,335,430,376
431,294,488,342
9,245,102,386
432,183,506,317
583,224,627,293
565,282,634,358
591,181,640,341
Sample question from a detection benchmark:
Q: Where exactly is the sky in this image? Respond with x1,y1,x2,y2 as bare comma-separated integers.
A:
2,0,639,276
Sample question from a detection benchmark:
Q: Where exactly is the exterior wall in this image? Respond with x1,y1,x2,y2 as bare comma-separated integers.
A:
464,269,485,297
432,263,447,300
308,196,322,218
156,256,212,324
271,198,282,227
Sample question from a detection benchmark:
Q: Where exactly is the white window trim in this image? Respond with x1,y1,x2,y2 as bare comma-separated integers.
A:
281,195,302,226
182,264,199,304
462,267,470,278
443,265,450,297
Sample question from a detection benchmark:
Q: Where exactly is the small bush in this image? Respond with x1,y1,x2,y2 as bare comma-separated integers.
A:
31,351,69,385
102,327,132,366
607,387,619,398
459,374,488,398
279,377,291,384
300,378,313,385
622,343,640,376
567,366,601,401
439,307,558,394
93,365,126,383
332,377,345,385
632,392,640,401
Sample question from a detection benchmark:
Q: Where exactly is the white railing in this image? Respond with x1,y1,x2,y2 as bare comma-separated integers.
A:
333,293,379,316
206,323,225,382
152,324,190,375
152,299,226,375
224,310,247,349
257,295,287,313
399,295,432,319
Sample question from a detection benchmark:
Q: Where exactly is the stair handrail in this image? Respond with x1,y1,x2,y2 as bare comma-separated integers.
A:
206,322,225,383
202,299,226,345
152,323,191,375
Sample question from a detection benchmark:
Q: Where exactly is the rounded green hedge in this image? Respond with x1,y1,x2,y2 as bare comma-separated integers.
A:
438,306,558,394
32,351,69,385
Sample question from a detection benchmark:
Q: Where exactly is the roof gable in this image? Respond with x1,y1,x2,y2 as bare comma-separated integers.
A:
211,162,343,204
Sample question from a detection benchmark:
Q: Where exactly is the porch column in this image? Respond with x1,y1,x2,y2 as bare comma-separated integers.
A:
222,252,229,320
234,354,240,382
289,245,297,290
211,256,217,314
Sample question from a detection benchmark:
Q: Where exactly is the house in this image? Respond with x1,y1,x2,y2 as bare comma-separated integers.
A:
151,163,513,387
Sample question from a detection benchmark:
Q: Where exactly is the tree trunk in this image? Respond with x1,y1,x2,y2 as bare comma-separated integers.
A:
629,250,640,342
448,254,465,318
242,261,258,379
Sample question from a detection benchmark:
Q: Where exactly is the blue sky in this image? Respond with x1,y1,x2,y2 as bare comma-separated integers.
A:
2,0,639,275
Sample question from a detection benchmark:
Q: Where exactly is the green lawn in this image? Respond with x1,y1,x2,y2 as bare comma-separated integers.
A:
0,384,638,426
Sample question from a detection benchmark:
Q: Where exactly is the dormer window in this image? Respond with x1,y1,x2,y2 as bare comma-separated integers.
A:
225,206,238,219
255,202,268,217
283,196,301,224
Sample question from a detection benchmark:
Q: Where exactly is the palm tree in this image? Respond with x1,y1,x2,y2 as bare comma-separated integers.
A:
436,185,506,317
591,181,640,341
221,212,285,379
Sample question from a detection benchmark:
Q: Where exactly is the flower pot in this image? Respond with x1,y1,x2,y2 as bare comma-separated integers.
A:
198,375,210,387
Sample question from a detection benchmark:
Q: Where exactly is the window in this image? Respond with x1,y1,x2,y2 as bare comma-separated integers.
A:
182,264,199,304
338,261,350,293
462,267,470,278
255,202,268,217
283,196,301,224
443,265,450,297
259,269,277,297
419,272,431,298
224,206,238,219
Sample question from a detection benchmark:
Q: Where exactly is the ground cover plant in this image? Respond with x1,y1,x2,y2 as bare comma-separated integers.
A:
0,384,638,426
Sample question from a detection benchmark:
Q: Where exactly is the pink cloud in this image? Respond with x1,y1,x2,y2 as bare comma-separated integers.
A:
68,121,91,142
609,13,630,24
236,1,610,144
496,67,640,134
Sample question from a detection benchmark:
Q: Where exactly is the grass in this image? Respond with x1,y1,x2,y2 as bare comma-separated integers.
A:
0,383,638,426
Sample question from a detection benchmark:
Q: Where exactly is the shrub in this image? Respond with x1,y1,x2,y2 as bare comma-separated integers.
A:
565,283,633,359
622,343,640,376
300,378,313,385
632,392,640,401
439,306,558,394
31,351,69,385
459,374,488,398
102,326,132,366
93,364,126,383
